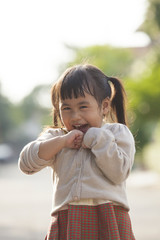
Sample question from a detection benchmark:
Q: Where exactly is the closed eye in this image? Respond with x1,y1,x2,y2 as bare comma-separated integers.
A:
80,105,87,109
62,107,71,110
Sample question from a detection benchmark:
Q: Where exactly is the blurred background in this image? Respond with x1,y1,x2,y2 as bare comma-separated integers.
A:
0,0,160,239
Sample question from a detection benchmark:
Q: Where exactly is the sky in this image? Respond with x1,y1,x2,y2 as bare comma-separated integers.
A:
0,0,150,103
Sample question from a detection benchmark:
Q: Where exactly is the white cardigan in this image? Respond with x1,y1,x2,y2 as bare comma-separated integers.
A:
19,123,135,215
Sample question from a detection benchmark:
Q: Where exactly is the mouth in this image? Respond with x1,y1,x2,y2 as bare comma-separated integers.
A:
73,124,89,133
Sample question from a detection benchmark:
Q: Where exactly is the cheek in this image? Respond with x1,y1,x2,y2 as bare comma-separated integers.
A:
96,110,104,124
60,112,69,125
59,111,65,123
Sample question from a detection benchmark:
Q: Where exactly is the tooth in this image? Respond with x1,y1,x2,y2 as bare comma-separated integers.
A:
75,125,81,128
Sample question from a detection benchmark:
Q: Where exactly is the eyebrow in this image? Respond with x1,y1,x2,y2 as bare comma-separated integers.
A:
60,101,90,107
78,101,90,105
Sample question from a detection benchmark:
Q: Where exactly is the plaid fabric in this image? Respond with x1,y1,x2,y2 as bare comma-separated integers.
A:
45,203,135,240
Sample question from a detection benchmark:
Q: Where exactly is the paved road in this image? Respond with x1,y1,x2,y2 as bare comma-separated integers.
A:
0,163,160,240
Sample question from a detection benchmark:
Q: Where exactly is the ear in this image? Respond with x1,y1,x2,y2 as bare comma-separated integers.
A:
102,97,110,115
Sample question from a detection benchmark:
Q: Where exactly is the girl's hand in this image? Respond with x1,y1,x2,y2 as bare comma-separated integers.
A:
64,130,84,149
82,142,88,149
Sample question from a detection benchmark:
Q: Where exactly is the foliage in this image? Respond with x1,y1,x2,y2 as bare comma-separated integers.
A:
63,45,134,78
18,84,50,119
0,84,52,145
0,93,19,143
126,57,160,150
138,0,160,43
128,0,160,155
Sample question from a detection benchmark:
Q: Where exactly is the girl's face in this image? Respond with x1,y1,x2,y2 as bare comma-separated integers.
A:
59,92,109,133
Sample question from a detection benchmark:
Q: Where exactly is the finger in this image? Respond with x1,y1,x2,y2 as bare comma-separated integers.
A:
75,134,84,141
82,143,88,149
74,143,81,149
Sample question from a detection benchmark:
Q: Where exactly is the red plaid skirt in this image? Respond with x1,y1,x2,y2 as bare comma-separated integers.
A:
45,203,135,240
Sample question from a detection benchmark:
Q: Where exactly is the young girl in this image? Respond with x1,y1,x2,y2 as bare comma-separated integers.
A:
19,64,136,240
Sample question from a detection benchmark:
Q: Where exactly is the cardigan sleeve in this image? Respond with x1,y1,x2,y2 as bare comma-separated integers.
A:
83,124,136,184
18,128,61,175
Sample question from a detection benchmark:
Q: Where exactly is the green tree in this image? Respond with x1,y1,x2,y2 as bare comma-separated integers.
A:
18,84,51,126
0,91,18,143
129,0,160,156
62,45,134,77
138,0,160,44
126,61,160,152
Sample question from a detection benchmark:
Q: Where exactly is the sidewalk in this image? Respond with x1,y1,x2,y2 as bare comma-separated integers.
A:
127,170,160,240
0,163,160,240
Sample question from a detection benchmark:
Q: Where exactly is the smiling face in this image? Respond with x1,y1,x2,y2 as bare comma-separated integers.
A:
51,64,113,128
59,92,109,133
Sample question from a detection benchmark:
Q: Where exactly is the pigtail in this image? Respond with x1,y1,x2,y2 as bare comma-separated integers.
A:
108,77,127,126
51,83,61,127
53,109,58,127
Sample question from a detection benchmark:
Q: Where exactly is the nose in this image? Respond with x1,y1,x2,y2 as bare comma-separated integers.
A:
70,110,81,122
